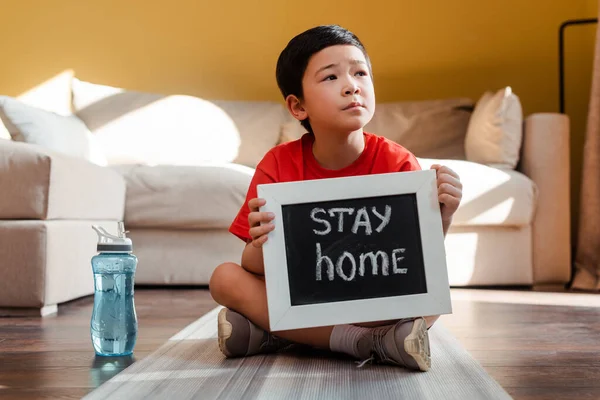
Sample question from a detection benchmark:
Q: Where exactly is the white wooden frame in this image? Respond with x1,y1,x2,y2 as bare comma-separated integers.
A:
257,169,451,331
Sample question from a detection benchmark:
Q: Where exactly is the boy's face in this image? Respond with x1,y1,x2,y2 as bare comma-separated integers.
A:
288,45,375,135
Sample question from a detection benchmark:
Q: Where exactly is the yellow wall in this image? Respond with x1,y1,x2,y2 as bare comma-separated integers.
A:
0,0,597,236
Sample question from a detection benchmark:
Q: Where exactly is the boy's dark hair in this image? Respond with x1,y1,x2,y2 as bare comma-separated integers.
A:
276,25,371,134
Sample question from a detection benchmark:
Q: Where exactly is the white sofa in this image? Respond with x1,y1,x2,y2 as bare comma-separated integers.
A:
0,76,571,315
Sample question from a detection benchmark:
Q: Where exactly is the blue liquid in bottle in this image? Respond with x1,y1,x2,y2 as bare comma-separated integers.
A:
91,225,138,357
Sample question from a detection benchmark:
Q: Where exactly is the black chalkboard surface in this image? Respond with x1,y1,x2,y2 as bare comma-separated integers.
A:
282,193,427,306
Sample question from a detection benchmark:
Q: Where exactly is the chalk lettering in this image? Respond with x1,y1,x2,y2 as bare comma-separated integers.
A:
336,251,357,281
315,242,334,281
328,208,354,232
310,205,393,235
351,207,372,235
392,248,406,274
359,251,389,276
311,208,331,236
316,245,409,281
372,205,392,233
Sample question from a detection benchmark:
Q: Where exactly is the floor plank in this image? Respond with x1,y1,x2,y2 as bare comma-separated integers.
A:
1,287,600,399
466,349,600,367
506,387,600,400
0,351,153,370
485,366,600,387
0,388,89,400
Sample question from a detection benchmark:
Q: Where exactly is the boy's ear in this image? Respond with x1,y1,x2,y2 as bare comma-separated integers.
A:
285,95,308,122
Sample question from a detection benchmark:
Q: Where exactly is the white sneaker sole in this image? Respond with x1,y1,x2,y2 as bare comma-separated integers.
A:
217,308,234,358
404,317,431,372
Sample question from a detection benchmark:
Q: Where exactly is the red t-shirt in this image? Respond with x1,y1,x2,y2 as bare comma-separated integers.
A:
229,132,421,241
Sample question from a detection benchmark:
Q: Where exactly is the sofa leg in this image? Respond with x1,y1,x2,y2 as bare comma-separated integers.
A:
0,304,58,317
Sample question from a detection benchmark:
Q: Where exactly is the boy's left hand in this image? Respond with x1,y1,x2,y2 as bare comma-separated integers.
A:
430,164,462,225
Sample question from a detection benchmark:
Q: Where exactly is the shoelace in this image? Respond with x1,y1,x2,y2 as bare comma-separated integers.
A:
355,326,393,368
355,356,374,368
355,319,417,369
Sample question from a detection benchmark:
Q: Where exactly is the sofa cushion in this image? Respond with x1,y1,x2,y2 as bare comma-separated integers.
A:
0,140,125,220
0,96,107,165
71,79,241,166
113,163,254,229
117,158,534,230
418,158,537,227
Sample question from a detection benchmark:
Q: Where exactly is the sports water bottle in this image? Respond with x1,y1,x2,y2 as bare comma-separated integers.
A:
90,223,138,356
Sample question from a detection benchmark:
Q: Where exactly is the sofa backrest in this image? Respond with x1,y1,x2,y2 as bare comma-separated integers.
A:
71,79,244,167
71,80,290,168
210,100,289,168
367,98,474,160
281,97,474,161
70,78,475,168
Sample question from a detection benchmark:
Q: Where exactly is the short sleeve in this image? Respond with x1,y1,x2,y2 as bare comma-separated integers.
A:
229,154,278,241
371,134,422,175
401,152,422,172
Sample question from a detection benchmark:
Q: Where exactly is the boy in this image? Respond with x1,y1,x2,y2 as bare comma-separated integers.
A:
209,25,462,372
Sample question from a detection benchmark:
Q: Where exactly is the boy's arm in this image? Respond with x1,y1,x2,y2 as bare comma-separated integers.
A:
241,241,266,276
240,196,275,276
231,161,277,277
430,164,461,238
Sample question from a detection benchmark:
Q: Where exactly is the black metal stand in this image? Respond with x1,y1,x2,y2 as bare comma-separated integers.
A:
559,18,598,113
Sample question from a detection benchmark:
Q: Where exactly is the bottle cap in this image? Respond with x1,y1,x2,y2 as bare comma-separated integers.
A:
92,222,133,252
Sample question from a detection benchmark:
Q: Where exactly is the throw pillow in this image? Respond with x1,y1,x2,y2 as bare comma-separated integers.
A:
0,96,107,165
464,87,523,169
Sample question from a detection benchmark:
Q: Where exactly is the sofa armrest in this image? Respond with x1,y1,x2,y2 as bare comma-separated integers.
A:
518,113,571,284
0,139,126,220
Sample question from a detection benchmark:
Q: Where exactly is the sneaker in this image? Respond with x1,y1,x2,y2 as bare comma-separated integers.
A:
217,307,293,358
356,317,431,371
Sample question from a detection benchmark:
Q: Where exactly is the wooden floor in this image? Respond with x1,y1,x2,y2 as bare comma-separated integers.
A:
0,287,599,399
0,288,218,399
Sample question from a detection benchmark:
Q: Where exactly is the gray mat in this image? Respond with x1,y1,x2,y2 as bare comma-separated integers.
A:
85,307,512,400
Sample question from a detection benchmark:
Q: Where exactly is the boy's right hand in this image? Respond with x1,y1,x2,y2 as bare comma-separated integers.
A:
247,198,275,248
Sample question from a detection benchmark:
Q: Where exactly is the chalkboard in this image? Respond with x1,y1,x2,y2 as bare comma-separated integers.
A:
258,170,451,331
282,194,427,306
